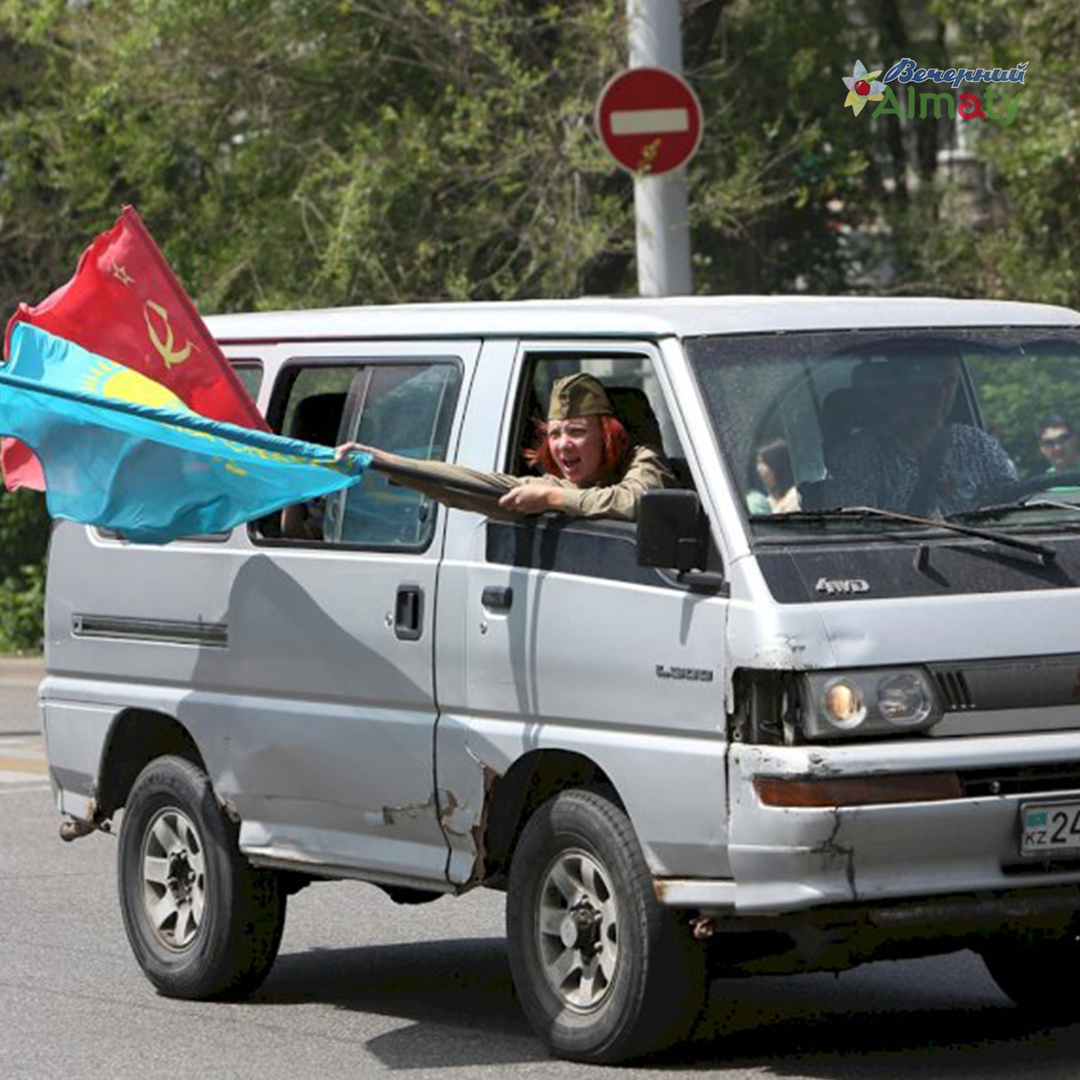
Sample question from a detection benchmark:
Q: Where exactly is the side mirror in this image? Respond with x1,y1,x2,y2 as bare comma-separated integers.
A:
636,489,708,572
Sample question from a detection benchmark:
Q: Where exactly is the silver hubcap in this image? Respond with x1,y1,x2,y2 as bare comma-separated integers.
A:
140,807,206,951
537,849,618,1010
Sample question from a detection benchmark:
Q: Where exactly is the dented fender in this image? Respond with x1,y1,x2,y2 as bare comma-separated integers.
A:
721,591,837,712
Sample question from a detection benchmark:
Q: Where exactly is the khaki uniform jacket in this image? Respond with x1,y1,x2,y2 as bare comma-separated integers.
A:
376,444,676,522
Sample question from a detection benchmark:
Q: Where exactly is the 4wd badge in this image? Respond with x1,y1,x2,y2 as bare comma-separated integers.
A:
815,577,870,596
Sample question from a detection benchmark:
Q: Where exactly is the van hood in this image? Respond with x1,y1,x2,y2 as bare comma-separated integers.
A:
731,532,1080,680
755,532,1080,606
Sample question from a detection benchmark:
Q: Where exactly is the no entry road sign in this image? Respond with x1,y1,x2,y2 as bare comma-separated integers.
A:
596,67,703,176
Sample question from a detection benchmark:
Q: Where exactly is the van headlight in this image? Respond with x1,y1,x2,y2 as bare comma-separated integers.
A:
804,669,940,739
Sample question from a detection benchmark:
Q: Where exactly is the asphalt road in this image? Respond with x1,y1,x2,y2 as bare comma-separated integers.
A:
0,657,43,736
4,659,1080,1079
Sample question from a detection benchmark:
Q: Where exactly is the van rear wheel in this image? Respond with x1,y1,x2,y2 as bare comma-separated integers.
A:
506,787,706,1064
118,755,285,999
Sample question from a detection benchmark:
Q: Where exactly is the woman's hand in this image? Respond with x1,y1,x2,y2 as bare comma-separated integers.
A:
499,485,563,514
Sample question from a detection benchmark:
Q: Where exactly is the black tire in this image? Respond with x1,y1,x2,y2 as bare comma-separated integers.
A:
506,787,706,1064
979,919,1080,1021
117,755,286,999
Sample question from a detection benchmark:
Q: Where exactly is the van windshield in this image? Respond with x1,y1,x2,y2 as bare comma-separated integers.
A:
684,327,1080,537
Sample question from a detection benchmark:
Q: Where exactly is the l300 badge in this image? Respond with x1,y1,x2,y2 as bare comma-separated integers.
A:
656,665,714,682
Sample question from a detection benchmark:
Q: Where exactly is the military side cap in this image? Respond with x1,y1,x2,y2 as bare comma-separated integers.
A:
548,373,613,420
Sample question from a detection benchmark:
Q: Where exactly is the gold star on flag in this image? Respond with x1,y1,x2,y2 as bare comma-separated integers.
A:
110,261,135,286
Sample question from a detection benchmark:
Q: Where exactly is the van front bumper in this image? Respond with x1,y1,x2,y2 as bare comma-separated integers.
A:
663,735,1080,916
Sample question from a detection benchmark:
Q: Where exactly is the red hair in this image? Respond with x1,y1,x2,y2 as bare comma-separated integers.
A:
524,414,632,480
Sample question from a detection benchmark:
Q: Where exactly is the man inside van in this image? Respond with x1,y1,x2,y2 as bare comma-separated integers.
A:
1037,415,1080,476
827,351,1016,516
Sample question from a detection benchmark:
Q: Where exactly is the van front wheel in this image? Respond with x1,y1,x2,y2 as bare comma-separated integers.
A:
118,755,286,999
506,788,706,1064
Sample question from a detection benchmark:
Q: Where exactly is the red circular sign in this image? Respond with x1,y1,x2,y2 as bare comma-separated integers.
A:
596,67,703,176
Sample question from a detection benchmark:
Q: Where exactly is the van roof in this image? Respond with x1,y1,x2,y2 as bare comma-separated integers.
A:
206,295,1080,344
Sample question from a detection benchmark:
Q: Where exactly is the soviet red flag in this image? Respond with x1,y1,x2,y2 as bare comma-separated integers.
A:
1,206,267,490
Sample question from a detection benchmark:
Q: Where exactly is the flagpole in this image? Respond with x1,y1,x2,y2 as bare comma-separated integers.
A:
373,458,509,501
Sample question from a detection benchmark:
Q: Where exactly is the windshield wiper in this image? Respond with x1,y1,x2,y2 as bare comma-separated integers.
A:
770,505,1056,566
949,498,1080,523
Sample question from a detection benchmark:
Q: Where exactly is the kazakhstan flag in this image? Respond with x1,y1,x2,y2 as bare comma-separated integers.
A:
0,323,371,543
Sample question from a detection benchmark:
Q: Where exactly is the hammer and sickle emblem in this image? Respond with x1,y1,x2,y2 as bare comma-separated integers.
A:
144,300,194,369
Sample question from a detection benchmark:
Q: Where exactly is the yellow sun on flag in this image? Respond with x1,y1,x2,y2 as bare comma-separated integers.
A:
80,359,191,412
100,367,187,411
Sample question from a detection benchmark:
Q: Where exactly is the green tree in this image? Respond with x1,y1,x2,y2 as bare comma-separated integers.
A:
0,0,860,313
0,487,49,652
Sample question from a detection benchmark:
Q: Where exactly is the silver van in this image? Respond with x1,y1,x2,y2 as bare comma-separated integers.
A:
42,296,1080,1062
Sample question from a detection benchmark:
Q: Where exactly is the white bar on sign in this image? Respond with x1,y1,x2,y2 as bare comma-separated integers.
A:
610,107,689,136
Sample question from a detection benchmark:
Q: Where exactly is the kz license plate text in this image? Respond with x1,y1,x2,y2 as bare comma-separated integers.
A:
1022,801,1080,856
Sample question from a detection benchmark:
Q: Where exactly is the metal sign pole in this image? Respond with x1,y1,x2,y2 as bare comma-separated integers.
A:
627,0,692,297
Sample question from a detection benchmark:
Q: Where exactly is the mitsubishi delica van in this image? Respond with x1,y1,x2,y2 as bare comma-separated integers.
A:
41,296,1080,1063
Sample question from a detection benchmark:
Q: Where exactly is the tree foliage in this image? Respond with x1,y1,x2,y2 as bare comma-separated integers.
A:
0,0,863,315
0,1,1073,307
0,489,48,652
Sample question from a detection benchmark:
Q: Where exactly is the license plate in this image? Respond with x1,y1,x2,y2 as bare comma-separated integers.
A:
1020,801,1080,857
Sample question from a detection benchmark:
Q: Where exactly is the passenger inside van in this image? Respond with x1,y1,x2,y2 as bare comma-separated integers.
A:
754,438,799,513
334,373,676,521
826,352,1016,515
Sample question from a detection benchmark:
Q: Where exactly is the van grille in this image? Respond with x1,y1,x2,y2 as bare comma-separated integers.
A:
933,669,975,711
960,762,1080,798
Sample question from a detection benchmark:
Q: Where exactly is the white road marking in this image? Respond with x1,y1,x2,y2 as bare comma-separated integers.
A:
0,770,46,784
0,735,47,787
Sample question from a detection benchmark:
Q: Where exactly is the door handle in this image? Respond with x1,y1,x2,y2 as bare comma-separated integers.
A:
481,586,513,611
395,585,423,640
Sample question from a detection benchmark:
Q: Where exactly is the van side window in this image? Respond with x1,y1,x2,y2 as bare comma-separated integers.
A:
487,352,697,589
256,359,461,550
229,360,263,403
328,363,460,547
